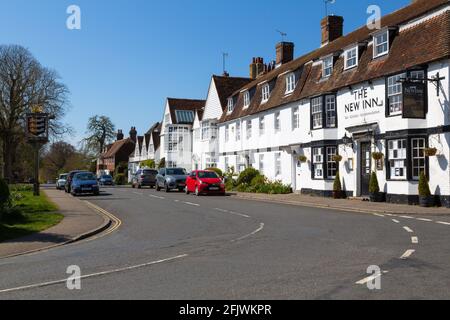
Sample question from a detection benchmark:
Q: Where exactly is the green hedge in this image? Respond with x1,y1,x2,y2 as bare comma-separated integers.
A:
114,174,126,186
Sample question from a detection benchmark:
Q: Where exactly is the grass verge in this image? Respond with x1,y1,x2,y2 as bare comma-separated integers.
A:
0,190,63,243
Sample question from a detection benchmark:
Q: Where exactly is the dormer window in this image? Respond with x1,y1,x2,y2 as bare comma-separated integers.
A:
344,46,358,70
243,91,250,108
227,98,234,113
262,84,270,103
322,56,333,78
286,73,296,94
373,30,389,58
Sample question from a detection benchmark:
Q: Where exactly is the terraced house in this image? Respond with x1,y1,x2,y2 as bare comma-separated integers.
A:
218,0,450,206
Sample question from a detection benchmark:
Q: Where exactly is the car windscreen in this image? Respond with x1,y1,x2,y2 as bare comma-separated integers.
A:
142,170,157,176
166,169,186,175
198,171,219,179
75,173,96,181
101,175,112,179
59,175,68,180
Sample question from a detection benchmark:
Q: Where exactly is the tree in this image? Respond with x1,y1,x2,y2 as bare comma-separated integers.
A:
141,159,156,169
82,115,116,156
0,45,70,182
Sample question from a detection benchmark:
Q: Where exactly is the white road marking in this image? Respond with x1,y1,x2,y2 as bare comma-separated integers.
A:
372,213,385,218
416,218,433,222
356,271,387,285
403,226,414,233
233,223,265,242
183,202,200,207
174,200,180,202
400,250,416,260
437,221,450,226
133,192,143,196
213,208,250,219
400,216,415,220
0,254,188,294
392,219,400,224
411,237,419,244
149,194,165,200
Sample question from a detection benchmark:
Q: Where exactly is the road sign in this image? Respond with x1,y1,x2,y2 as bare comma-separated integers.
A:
26,113,49,143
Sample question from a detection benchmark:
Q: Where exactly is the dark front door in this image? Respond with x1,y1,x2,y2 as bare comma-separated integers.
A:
360,142,372,196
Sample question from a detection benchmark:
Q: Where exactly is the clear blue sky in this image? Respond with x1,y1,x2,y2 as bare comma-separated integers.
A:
0,0,410,145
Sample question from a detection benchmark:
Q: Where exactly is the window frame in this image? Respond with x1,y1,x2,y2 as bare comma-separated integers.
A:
310,94,338,130
243,91,250,109
235,121,241,141
311,97,323,130
246,120,252,140
224,125,229,142
227,98,234,113
262,84,271,103
274,153,282,177
322,56,333,78
259,116,265,136
292,106,300,130
325,95,337,128
259,154,265,175
286,72,296,94
274,112,281,133
344,46,358,70
373,29,389,59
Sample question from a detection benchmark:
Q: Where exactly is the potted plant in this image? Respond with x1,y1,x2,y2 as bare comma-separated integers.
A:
333,172,344,199
418,171,434,207
424,148,438,157
369,172,385,202
332,155,343,163
298,155,307,163
372,152,384,161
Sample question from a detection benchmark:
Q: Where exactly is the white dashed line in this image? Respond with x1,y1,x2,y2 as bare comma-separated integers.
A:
214,208,251,219
416,218,433,222
372,213,385,218
133,192,143,196
356,271,387,285
183,202,200,207
149,194,165,200
437,221,450,226
233,223,265,242
411,237,419,244
400,250,416,260
392,219,400,224
403,226,414,233
400,216,415,220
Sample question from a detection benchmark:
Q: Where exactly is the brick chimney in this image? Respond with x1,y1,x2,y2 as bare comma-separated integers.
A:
276,42,294,67
129,127,137,142
321,15,344,46
117,129,124,141
249,57,266,80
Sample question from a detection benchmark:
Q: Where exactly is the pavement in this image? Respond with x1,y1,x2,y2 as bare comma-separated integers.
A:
0,188,112,259
232,192,450,216
1,186,450,299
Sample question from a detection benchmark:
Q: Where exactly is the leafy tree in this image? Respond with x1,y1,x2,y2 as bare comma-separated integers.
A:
0,45,70,182
141,159,156,169
158,158,166,169
82,115,116,156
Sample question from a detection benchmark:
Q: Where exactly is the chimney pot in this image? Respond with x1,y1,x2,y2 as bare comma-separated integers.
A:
321,15,344,46
117,129,124,141
276,42,295,66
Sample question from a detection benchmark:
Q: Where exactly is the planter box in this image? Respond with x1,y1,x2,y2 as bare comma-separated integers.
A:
419,196,435,208
370,192,386,203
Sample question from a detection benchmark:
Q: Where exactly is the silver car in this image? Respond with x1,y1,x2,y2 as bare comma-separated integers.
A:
56,173,68,190
156,168,188,192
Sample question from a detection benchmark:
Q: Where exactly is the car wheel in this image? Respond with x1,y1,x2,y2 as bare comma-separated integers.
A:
185,186,190,195
165,184,170,193
156,184,161,191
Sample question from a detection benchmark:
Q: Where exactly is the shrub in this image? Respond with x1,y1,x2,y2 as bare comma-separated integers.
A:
418,171,431,197
9,184,34,192
1,207,25,224
114,174,126,186
158,158,166,169
225,178,236,191
333,172,342,193
207,168,223,177
141,159,156,169
251,174,267,187
369,172,380,194
237,168,260,186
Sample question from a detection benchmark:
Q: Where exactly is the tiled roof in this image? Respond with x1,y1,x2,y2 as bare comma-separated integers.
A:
137,136,144,153
167,98,206,125
213,75,252,111
101,138,135,159
220,0,450,123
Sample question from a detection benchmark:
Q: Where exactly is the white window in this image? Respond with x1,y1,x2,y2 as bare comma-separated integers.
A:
227,98,234,113
274,112,281,132
292,106,300,130
311,97,323,129
326,147,338,179
275,153,282,176
344,47,358,69
374,30,389,58
246,120,252,140
412,138,426,180
313,148,324,179
236,121,241,141
322,56,333,78
286,73,296,94
259,154,265,175
225,125,229,142
259,116,265,135
387,73,407,115
243,91,250,108
262,84,270,102
325,95,336,128
388,139,407,180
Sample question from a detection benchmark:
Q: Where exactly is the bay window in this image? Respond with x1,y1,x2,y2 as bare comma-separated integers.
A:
236,121,241,141
387,69,425,117
325,95,336,128
326,147,338,179
387,137,428,181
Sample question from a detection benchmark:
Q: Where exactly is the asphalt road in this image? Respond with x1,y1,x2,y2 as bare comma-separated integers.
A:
1,186,450,299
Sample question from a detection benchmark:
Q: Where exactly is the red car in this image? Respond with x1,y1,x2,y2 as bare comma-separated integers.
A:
185,170,226,196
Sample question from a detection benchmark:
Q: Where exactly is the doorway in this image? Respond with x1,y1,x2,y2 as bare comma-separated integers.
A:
360,142,372,196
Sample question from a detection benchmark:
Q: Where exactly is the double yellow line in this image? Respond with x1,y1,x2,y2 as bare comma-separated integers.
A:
83,201,122,241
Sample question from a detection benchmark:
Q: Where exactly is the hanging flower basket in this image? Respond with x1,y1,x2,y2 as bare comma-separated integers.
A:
298,155,308,163
332,155,343,162
372,152,384,161
424,148,438,157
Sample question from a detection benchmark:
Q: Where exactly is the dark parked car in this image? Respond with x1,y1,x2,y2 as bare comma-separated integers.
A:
65,170,88,194
99,175,114,186
71,172,100,196
132,169,158,189
156,168,188,192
